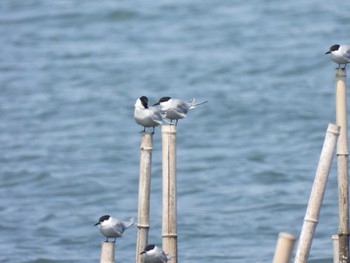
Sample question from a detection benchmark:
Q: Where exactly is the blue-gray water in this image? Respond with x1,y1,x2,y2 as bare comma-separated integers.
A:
1,0,350,262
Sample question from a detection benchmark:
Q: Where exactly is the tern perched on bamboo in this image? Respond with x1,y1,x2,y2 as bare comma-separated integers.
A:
94,215,134,242
325,44,350,69
154,96,208,125
134,96,164,133
140,244,171,263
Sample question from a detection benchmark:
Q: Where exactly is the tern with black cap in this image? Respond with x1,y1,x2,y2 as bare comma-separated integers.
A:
325,44,350,69
94,215,134,242
134,96,165,133
154,97,208,125
140,244,171,263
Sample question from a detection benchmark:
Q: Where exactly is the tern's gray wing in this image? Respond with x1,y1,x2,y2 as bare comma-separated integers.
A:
109,218,125,236
110,218,133,236
344,47,350,61
150,107,164,124
159,252,170,263
177,102,189,114
153,246,170,263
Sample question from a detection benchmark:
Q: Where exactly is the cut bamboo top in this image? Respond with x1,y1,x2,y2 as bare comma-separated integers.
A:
336,68,347,78
162,125,177,134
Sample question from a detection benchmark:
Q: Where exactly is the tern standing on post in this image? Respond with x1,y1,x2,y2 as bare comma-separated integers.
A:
154,97,207,125
94,215,134,242
134,96,164,132
325,44,350,69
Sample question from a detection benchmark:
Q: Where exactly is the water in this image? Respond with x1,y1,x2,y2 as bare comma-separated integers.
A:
1,0,350,262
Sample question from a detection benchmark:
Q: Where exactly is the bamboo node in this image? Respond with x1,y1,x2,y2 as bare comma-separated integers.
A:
162,131,177,135
140,146,153,151
327,124,340,135
137,224,150,229
338,233,350,237
304,217,318,224
337,152,349,157
162,233,178,238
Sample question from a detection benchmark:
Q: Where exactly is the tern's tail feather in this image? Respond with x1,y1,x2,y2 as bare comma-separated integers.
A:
166,253,173,262
188,98,208,109
124,217,134,228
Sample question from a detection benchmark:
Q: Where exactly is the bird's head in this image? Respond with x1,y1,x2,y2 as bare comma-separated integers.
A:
140,244,156,254
94,215,110,226
325,44,340,54
154,96,171,106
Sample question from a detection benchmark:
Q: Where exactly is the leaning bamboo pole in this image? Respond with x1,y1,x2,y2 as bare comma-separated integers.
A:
335,68,349,263
272,232,296,263
136,132,154,263
100,242,115,263
294,123,340,263
161,125,177,263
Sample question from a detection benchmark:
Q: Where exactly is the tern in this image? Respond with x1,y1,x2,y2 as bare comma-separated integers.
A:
154,96,208,125
134,96,164,133
140,244,171,263
94,215,134,242
325,44,350,69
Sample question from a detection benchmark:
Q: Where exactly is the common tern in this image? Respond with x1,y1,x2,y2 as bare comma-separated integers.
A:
154,97,208,125
140,244,171,263
134,96,164,133
94,215,134,242
325,44,350,69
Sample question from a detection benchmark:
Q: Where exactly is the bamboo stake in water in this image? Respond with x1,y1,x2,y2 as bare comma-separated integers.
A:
294,123,340,263
100,242,115,263
335,68,349,263
161,125,177,263
136,132,153,263
272,232,296,263
333,235,340,263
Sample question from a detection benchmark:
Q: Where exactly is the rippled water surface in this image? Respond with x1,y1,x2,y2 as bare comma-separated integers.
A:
1,0,350,262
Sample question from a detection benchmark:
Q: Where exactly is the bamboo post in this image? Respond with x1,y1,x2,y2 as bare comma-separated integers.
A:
272,232,296,263
100,242,115,263
333,235,340,263
294,123,340,263
136,132,153,263
161,125,177,263
335,68,349,263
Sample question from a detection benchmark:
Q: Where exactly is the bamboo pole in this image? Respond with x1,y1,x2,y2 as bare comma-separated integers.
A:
335,68,349,263
100,242,115,263
333,235,340,263
161,125,177,263
272,232,296,263
294,123,340,263
136,132,153,263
